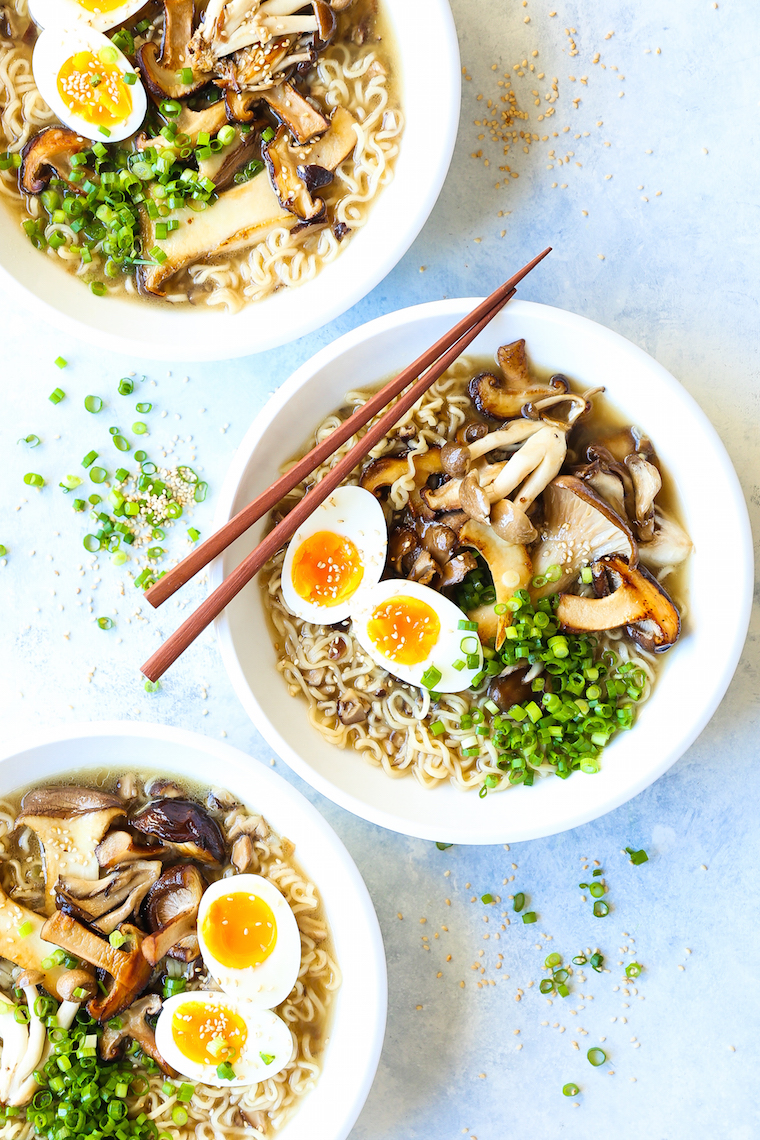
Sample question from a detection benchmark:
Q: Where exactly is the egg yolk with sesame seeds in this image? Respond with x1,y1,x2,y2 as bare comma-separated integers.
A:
290,530,363,607
201,892,278,970
366,595,441,665
57,49,132,130
75,0,134,10
171,1001,247,1065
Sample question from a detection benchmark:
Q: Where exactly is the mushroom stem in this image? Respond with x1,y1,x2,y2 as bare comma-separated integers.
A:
486,426,567,507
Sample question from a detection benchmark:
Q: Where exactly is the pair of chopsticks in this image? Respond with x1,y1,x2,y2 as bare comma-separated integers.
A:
140,247,552,682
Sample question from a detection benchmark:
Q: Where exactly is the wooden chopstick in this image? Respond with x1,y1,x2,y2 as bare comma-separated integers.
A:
141,250,551,682
144,246,552,611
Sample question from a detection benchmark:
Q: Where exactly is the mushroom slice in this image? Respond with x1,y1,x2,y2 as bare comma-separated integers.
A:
459,471,491,523
439,551,478,588
41,913,152,1023
460,519,533,649
487,666,535,712
0,883,69,999
17,788,124,915
306,106,358,169
337,696,369,725
20,127,90,194
177,97,229,140
264,125,324,219
360,449,443,518
141,865,205,966
388,526,416,573
531,475,638,596
55,861,162,936
100,994,176,1076
136,0,207,100
131,799,226,864
360,455,408,495
469,340,570,420
638,509,693,572
556,555,680,651
625,452,662,542
197,125,262,192
138,173,295,297
408,548,437,585
96,831,167,869
263,81,329,144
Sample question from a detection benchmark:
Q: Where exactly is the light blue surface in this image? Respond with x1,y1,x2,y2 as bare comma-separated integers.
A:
1,1,759,1137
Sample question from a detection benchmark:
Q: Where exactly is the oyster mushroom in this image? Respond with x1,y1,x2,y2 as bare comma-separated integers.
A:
100,993,176,1075
468,339,571,420
337,696,370,725
306,106,359,169
531,475,637,596
408,548,437,585
189,0,321,77
137,0,207,100
2,970,47,1107
459,519,532,649
360,449,443,518
262,81,330,143
131,799,226,864
0,883,69,999
17,787,124,915
439,551,478,588
556,555,680,652
20,127,90,194
95,830,168,869
625,451,662,542
138,172,295,297
141,865,205,966
40,912,153,1023
638,509,693,572
490,499,537,545
55,860,162,935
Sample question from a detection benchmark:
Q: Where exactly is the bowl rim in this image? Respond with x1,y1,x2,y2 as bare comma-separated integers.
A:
212,297,754,842
0,720,387,1140
0,0,461,361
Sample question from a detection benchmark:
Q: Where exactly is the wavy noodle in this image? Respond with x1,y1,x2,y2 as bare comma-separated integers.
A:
261,360,671,794
0,775,338,1137
0,2,402,308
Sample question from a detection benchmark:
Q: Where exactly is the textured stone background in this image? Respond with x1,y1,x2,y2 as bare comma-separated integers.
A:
1,1,758,1137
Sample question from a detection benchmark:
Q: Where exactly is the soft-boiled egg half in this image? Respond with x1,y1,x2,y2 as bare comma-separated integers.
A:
350,578,484,693
281,485,387,624
29,0,150,33
33,25,146,142
197,874,301,1009
155,992,294,1086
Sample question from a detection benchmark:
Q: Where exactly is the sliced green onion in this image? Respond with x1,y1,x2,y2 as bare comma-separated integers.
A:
592,900,609,917
177,1082,194,1103
132,421,148,434
108,930,126,948
214,1065,234,1083
135,402,152,414
54,354,67,368
545,952,562,968
589,952,604,971
589,882,604,898
587,1047,606,1067
97,616,114,630
17,920,33,938
522,911,538,924
421,665,442,690
187,527,201,542
82,450,98,468
563,1082,580,1097
23,472,45,487
145,679,161,693
0,545,6,557
194,480,208,502
539,978,554,994
113,435,130,452
84,395,103,413
513,892,525,913
118,378,134,395
626,847,649,865
18,434,41,447
481,893,493,904
89,467,107,483
435,842,452,850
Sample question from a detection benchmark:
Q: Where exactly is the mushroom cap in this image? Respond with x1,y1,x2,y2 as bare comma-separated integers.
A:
16,968,44,989
20,127,90,194
490,499,537,545
57,969,97,1002
19,787,122,818
531,475,637,596
441,441,471,478
131,799,225,864
468,340,570,420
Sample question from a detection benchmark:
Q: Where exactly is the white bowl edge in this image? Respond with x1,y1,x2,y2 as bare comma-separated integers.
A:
212,298,754,844
0,721,387,1140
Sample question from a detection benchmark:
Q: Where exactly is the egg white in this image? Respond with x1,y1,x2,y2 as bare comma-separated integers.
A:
197,874,301,1009
33,25,146,142
281,485,387,624
349,578,484,693
155,992,294,1086
29,0,150,34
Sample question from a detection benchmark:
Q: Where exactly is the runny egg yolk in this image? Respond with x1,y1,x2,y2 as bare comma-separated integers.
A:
202,892,278,970
76,0,132,10
291,530,363,607
366,595,441,666
171,1001,247,1065
57,49,132,129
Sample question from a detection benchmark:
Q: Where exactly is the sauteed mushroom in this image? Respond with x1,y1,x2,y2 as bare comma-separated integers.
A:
141,865,205,966
131,798,225,864
100,994,176,1076
556,555,680,651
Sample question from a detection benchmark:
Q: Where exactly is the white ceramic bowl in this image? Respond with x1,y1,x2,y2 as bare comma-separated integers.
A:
0,722,386,1140
212,298,753,844
0,0,459,360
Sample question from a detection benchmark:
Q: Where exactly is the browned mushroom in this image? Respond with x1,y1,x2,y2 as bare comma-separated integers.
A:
459,471,491,523
263,81,329,144
264,126,325,220
337,696,369,725
305,106,358,169
40,912,152,1022
469,339,571,420
625,451,662,542
20,128,90,194
95,831,168,869
456,421,489,445
55,861,162,935
131,799,225,864
490,499,537,544
487,666,535,711
178,97,228,139
556,555,680,651
408,549,437,585
388,526,416,573
439,551,478,588
638,509,693,572
531,475,637,596
17,788,125,915
0,882,69,999
459,519,533,649
136,0,206,100
360,449,443,518
141,865,205,966
100,994,177,1076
